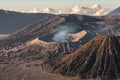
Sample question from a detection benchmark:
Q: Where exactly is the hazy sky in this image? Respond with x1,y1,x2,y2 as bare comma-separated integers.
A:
0,0,120,11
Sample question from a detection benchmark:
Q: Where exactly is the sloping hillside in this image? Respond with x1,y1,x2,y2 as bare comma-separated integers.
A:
0,9,54,34
43,35,120,80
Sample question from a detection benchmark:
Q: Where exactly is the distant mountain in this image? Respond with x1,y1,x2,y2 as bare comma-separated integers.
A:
0,14,120,80
0,14,120,49
107,7,120,16
0,9,54,34
0,14,104,49
43,35,120,80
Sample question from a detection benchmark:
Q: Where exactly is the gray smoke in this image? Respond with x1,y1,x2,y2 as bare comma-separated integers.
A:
53,25,77,42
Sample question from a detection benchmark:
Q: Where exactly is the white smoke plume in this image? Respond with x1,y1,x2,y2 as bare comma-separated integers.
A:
53,25,73,42
53,24,79,42
53,29,68,42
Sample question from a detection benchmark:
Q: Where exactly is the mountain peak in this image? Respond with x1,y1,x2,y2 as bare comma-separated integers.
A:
43,35,120,79
107,7,120,16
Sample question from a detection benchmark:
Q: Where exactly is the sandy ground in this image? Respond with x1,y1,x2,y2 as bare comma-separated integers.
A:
0,61,67,80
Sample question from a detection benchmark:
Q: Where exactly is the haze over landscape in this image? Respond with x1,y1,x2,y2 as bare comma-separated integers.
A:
0,0,120,80
0,0,120,15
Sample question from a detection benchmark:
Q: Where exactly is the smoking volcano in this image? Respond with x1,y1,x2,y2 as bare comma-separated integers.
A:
0,14,104,49
0,14,120,80
52,22,83,42
43,35,120,80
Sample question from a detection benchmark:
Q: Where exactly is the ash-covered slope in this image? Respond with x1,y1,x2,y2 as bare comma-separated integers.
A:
43,35,120,80
0,14,103,49
0,15,65,48
0,9,54,34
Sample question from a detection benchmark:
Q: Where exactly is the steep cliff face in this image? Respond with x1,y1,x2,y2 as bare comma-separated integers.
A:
42,35,120,80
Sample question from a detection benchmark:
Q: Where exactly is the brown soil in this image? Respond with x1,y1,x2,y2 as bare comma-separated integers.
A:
43,35,120,80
